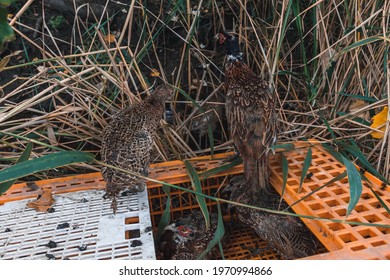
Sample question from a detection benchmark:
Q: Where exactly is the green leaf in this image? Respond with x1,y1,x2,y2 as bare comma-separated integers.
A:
184,160,210,229
199,156,242,180
321,143,344,163
340,139,389,185
271,143,295,152
156,185,171,242
277,70,306,79
291,0,310,84
0,151,95,184
206,123,215,157
369,187,390,214
0,142,33,194
322,117,337,141
341,155,363,217
279,153,288,208
341,36,382,54
361,173,390,215
0,6,14,47
336,112,371,126
197,202,225,260
337,92,377,103
299,147,312,193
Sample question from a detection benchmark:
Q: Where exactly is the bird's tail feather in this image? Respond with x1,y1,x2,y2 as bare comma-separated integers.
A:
243,155,270,195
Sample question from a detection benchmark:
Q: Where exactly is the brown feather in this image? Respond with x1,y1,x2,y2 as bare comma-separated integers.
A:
221,38,277,198
101,85,172,213
223,176,318,259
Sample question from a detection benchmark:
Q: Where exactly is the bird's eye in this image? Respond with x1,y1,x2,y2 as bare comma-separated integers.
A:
177,225,191,237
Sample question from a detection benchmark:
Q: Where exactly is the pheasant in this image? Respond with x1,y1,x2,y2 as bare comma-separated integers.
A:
157,211,220,260
218,31,277,200
223,176,318,259
101,84,172,213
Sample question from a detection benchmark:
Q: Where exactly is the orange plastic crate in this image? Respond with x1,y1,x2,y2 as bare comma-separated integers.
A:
1,143,389,259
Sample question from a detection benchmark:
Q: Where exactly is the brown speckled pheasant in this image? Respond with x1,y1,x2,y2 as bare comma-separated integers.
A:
223,176,318,259
218,31,277,199
101,84,172,213
158,211,220,260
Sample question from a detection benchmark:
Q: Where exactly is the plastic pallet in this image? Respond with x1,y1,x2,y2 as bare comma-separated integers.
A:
0,188,154,260
1,143,389,259
270,142,390,260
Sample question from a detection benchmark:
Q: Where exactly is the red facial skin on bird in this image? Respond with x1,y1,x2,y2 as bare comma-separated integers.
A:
177,225,192,237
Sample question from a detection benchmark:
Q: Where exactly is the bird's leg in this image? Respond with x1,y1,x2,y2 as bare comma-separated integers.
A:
111,196,118,214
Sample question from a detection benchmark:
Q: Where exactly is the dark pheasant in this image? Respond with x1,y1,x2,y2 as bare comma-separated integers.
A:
218,31,277,199
101,84,172,213
223,176,318,259
157,211,220,260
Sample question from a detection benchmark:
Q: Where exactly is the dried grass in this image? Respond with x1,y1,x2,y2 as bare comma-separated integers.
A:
1,0,389,180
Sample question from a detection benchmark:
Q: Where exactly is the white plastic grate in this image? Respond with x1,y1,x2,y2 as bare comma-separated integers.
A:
0,187,155,260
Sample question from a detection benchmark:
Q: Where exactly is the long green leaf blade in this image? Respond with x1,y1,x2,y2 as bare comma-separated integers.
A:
271,143,295,152
184,160,210,229
369,187,390,214
199,156,242,180
321,143,343,163
299,147,312,193
341,36,382,53
197,202,225,260
279,153,289,209
206,123,215,157
156,185,171,242
341,139,389,184
0,142,33,194
341,155,363,217
0,151,94,184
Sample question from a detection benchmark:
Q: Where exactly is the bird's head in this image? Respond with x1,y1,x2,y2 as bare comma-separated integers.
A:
218,31,243,61
164,223,195,244
148,84,173,104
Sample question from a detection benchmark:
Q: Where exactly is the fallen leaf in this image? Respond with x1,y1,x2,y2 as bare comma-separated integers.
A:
150,68,160,77
27,189,55,212
370,106,388,139
104,33,116,44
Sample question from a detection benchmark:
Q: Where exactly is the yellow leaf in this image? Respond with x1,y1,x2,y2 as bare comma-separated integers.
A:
104,33,116,44
150,68,160,77
7,14,13,19
370,106,388,139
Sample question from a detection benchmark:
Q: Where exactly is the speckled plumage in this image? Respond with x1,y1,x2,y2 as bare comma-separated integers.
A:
158,211,219,260
101,85,172,212
224,176,318,259
219,32,277,199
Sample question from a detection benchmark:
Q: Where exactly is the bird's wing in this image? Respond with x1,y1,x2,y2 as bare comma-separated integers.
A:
227,83,276,150
257,88,277,148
